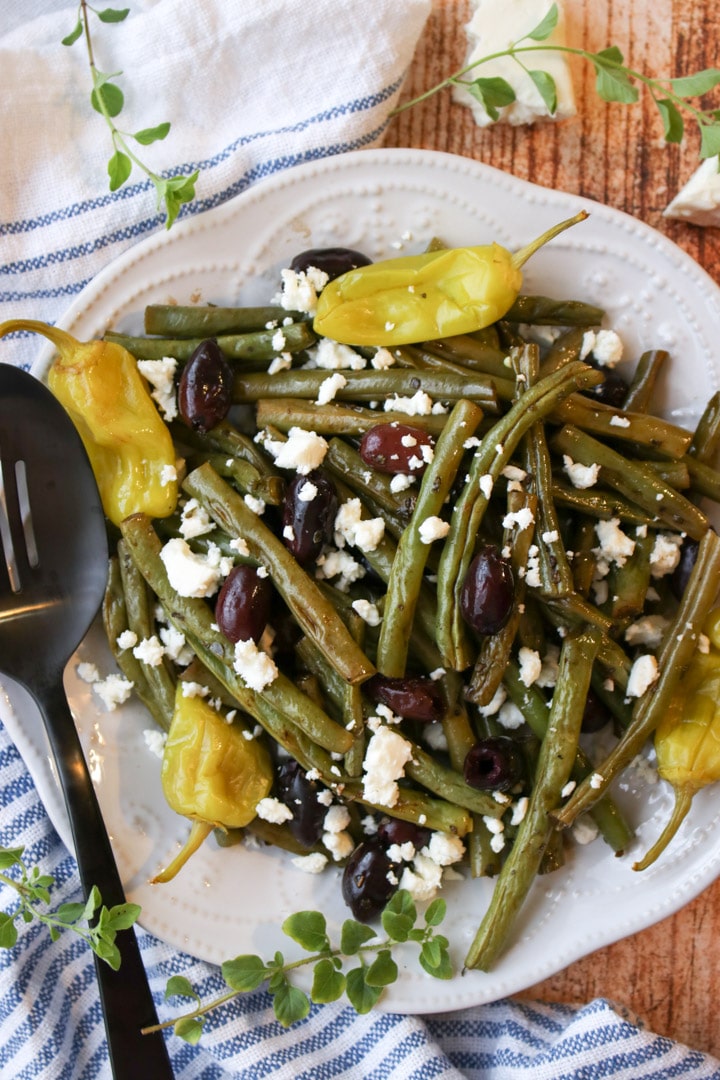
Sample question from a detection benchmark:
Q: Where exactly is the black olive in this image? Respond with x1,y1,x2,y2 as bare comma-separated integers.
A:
463,736,524,792
341,841,399,923
178,338,233,432
276,760,327,848
215,565,273,644
460,544,515,636
290,247,372,282
671,535,701,600
281,469,338,565
581,688,612,733
582,368,629,408
359,423,434,475
363,674,444,722
376,816,431,852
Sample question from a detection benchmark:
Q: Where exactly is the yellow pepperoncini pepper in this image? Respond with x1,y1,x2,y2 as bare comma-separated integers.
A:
153,684,274,883
313,211,588,346
0,319,177,525
634,608,720,871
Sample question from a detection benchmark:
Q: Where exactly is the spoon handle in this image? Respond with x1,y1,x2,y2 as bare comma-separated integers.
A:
35,679,175,1079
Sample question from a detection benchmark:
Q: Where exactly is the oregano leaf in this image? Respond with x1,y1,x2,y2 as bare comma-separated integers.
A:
91,81,125,119
364,950,398,988
83,886,102,923
419,945,453,981
133,122,171,145
272,982,311,1028
529,69,557,114
107,150,132,192
221,954,269,992
670,69,720,97
340,919,377,955
526,3,559,42
0,913,18,950
282,910,330,954
382,890,416,942
311,958,346,1004
0,847,25,871
700,124,720,159
61,20,84,46
268,969,288,994
420,938,443,969
655,99,684,144
97,7,130,22
466,76,516,120
592,51,639,105
173,1017,204,1045
55,902,86,925
424,898,447,927
165,975,200,1003
95,938,121,971
105,903,141,931
346,967,383,1014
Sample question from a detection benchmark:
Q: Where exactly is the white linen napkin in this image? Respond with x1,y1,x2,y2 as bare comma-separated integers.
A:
2,3,720,1079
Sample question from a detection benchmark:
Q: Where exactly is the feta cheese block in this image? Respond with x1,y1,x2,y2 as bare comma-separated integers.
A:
664,156,720,227
455,0,576,127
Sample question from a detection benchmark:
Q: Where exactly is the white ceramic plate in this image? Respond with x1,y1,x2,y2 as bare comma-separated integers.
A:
3,147,720,1014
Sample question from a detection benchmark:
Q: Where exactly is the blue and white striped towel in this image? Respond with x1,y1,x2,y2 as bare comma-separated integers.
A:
1,2,720,1078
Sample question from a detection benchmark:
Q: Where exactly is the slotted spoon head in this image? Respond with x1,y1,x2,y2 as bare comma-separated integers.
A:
0,364,108,691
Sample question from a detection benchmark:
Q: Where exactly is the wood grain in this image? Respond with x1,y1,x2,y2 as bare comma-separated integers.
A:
386,0,720,1059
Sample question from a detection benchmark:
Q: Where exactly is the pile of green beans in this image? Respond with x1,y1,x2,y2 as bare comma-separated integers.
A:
102,284,720,974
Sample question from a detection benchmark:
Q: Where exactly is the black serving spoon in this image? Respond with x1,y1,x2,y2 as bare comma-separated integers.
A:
0,365,174,1078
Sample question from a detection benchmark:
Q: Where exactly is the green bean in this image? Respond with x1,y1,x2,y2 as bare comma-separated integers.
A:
689,390,720,465
589,668,634,730
468,815,503,878
419,334,511,378
144,304,297,338
686,455,720,504
105,321,316,361
324,437,415,523
256,398,450,437
552,396,692,459
102,556,174,731
553,527,720,828
187,451,284,505
552,480,655,528
605,527,654,626
539,326,584,375
570,517,599,597
503,295,605,326
119,513,356,757
233,368,498,410
465,626,602,971
392,344,492,379
623,349,668,413
183,462,374,685
116,539,177,728
552,425,708,539
340,779,473,837
173,418,282,479
526,424,574,598
435,359,604,671
376,399,485,677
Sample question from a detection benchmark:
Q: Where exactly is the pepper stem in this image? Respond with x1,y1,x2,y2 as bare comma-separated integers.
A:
151,819,214,884
632,785,696,871
0,318,79,356
511,211,589,270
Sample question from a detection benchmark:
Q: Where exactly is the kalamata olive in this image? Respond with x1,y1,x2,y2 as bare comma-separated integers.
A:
341,841,399,923
215,565,273,644
281,469,338,565
178,338,233,432
463,736,524,792
582,369,629,408
376,816,431,852
364,674,444,722
671,535,700,600
359,423,434,475
581,688,612,733
289,247,372,282
460,544,515,636
276,760,327,847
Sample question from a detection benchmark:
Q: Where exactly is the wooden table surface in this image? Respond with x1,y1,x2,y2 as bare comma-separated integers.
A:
387,0,720,1061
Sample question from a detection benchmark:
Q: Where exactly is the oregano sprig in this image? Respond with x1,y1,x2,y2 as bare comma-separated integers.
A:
143,890,453,1044
0,846,140,970
62,2,199,227
392,3,720,160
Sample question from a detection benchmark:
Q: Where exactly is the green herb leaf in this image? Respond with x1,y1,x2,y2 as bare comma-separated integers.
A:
529,69,558,114
55,902,86,925
91,81,125,119
700,125,720,159
97,7,131,22
466,76,516,121
340,919,377,955
0,913,18,950
107,150,132,192
670,69,720,97
526,3,559,41
94,937,121,971
346,967,383,1014
268,969,288,994
156,170,199,229
105,903,141,931
133,122,171,146
364,949,398,988
165,975,201,1003
655,99,685,144
381,889,416,942
419,944,453,980
83,886,102,923
592,49,639,105
424,898,447,927
61,20,83,46
0,847,25,871
221,954,269,992
282,910,330,954
272,982,311,1027
174,1017,205,1045
311,958,346,1004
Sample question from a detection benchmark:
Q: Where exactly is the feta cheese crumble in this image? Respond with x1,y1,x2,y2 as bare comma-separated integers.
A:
263,427,328,474
362,726,413,807
626,653,660,698
233,639,279,692
418,516,450,544
137,357,178,420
